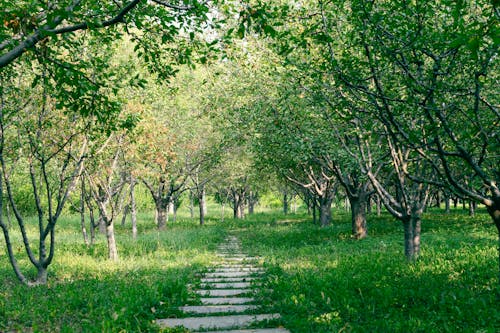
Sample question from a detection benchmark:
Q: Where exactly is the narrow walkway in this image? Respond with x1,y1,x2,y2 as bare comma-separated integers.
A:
156,235,289,332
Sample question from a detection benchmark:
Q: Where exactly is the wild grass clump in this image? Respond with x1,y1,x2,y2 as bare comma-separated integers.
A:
1,206,498,332
238,208,499,332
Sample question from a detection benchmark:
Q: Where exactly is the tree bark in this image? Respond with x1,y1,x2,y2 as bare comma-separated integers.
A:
199,188,206,226
486,201,500,288
319,197,333,227
445,193,450,213
80,181,89,246
35,265,48,285
130,177,137,239
402,213,421,261
350,195,368,239
156,201,167,230
283,192,289,215
469,201,475,217
106,221,118,261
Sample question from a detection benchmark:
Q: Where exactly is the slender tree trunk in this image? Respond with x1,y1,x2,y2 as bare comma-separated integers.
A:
319,197,333,227
283,193,289,215
98,216,106,234
88,204,96,245
221,202,225,222
233,197,239,219
350,195,368,239
156,200,167,230
106,221,118,261
121,204,129,226
130,177,137,239
199,190,205,226
35,265,48,285
189,191,194,219
402,213,422,261
5,202,11,228
80,184,89,246
453,197,458,208
202,188,207,216
238,201,245,219
469,201,475,217
486,201,500,288
445,193,450,214
376,195,381,216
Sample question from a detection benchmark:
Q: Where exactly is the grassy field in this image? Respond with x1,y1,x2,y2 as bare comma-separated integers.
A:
1,206,499,332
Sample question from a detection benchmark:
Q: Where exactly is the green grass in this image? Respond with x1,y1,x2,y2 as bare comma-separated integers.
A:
1,206,499,332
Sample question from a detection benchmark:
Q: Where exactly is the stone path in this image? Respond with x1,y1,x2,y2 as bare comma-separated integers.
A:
156,235,289,332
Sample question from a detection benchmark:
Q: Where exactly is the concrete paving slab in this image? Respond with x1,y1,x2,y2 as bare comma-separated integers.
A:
205,271,261,278
212,267,264,273
200,297,255,305
179,304,257,314
209,329,290,333
200,282,253,289
195,289,254,297
202,277,258,283
156,313,281,331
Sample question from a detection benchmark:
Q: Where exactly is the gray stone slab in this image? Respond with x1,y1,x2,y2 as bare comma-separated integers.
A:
179,304,257,314
212,267,264,273
209,329,290,333
224,257,260,262
205,271,261,278
200,297,255,305
200,282,253,289
156,314,281,331
195,288,254,297
201,277,258,283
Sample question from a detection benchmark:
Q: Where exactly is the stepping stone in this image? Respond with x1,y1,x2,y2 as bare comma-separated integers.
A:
200,297,255,305
156,314,281,331
212,268,264,273
200,282,253,289
224,257,260,261
179,304,257,314
209,329,290,333
205,271,260,278
196,289,253,297
201,277,258,283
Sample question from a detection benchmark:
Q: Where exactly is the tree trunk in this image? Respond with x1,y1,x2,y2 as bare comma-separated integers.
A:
98,216,106,234
35,265,48,285
121,204,129,226
350,195,368,239
445,193,450,214
319,197,332,227
80,183,89,246
221,202,225,222
130,177,137,239
189,191,194,219
238,201,245,219
453,197,458,208
233,197,239,219
469,201,475,217
486,201,500,288
199,190,205,226
376,195,381,216
402,213,421,261
283,193,289,215
156,200,167,230
88,204,96,245
201,187,207,216
106,221,118,261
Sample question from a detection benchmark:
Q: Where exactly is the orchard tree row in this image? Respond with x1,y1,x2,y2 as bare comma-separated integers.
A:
0,0,498,289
